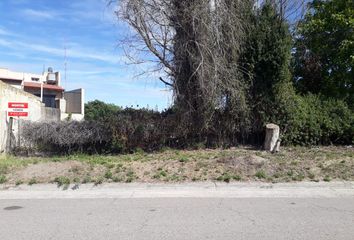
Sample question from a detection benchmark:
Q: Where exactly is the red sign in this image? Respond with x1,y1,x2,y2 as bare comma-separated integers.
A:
8,112,29,117
7,102,29,117
8,102,28,108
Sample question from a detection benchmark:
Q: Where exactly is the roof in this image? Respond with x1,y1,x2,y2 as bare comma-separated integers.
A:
0,77,23,81
24,82,64,91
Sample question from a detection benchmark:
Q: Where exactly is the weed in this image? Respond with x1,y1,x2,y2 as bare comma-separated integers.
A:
0,175,7,184
232,175,242,181
167,174,182,182
104,170,113,179
28,177,37,185
112,176,123,182
70,166,81,174
273,173,281,179
192,177,199,182
267,177,274,182
54,176,70,187
160,147,172,152
94,177,104,185
153,170,167,179
193,142,206,149
125,177,134,183
292,174,305,181
196,162,208,169
106,163,115,169
125,170,137,183
255,171,267,179
0,166,8,175
82,175,92,184
179,156,188,163
115,163,124,173
73,177,80,184
135,148,145,155
126,169,136,178
216,173,241,183
15,180,24,186
308,172,315,179
323,176,331,182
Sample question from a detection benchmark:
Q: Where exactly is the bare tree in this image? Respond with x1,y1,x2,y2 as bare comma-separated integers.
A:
115,0,252,141
116,0,175,86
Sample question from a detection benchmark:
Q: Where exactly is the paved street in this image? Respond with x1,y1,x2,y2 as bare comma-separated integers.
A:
1,183,354,240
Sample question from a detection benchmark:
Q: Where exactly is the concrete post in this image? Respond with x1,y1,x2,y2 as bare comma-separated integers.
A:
264,123,280,153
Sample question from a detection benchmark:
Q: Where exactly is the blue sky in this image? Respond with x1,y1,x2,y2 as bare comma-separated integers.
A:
0,0,171,110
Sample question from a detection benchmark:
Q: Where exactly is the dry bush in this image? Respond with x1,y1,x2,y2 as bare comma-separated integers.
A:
21,121,111,154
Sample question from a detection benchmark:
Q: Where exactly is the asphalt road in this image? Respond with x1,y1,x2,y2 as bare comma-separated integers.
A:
1,183,354,240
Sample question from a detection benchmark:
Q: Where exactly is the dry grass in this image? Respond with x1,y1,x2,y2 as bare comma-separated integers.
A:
0,146,353,186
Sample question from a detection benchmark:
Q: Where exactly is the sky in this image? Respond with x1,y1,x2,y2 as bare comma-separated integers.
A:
0,0,171,110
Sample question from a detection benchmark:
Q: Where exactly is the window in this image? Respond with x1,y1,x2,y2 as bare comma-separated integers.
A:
31,77,40,81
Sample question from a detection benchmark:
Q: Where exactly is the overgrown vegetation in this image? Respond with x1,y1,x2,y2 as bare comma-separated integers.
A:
18,0,354,154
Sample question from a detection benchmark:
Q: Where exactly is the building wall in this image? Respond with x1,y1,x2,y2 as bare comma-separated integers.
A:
0,68,45,82
0,81,61,153
42,107,61,122
63,88,85,121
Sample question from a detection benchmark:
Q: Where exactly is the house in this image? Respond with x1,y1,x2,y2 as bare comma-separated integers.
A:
0,67,84,121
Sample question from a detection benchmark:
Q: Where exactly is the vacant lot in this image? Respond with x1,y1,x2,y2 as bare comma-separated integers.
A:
0,146,353,187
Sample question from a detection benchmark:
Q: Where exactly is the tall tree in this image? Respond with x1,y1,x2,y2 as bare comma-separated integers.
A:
241,2,296,139
117,0,251,143
293,0,354,106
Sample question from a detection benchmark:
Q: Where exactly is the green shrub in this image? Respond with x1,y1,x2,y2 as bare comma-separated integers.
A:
280,94,354,145
85,100,121,121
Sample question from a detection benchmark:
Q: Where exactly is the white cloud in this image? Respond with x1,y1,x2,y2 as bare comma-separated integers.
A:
22,9,57,20
0,28,10,36
0,27,19,37
0,38,12,47
0,37,122,64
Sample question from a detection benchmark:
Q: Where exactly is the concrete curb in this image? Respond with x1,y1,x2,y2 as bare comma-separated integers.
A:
1,181,354,199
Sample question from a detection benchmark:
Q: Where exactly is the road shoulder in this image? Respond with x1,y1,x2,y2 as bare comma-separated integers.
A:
1,181,354,199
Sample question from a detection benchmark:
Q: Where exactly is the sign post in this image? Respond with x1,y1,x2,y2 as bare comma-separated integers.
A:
7,102,29,117
7,102,29,149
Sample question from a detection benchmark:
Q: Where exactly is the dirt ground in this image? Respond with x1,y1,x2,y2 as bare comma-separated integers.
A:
0,146,353,186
